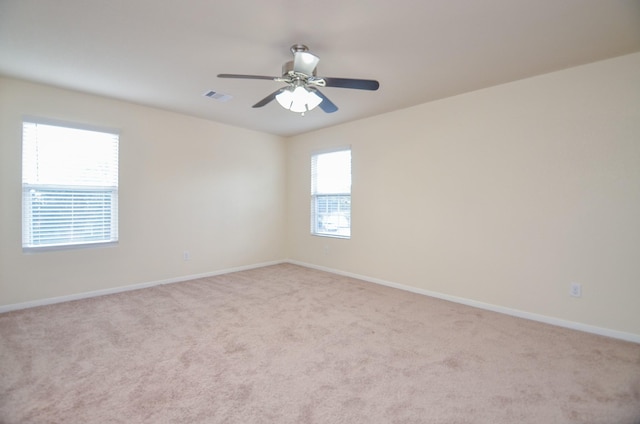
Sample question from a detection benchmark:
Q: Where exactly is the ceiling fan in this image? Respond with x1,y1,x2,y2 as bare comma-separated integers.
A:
218,44,380,115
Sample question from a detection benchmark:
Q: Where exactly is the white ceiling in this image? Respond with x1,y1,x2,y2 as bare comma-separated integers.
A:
1,0,639,137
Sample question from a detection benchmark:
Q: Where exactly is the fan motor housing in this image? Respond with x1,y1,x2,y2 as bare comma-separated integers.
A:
282,60,317,77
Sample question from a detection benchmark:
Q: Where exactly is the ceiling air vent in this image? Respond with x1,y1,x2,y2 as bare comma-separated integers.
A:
203,90,232,102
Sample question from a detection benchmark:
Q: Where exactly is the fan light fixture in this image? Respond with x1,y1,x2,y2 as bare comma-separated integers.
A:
217,44,380,114
276,86,322,114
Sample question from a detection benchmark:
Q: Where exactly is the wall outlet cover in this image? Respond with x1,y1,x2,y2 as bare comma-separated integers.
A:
570,283,582,297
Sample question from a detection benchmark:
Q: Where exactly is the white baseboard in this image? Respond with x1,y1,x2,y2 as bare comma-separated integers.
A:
3,258,638,344
0,260,285,314
287,260,640,344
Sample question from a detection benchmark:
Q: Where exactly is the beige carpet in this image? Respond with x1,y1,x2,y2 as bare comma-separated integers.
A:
1,263,639,423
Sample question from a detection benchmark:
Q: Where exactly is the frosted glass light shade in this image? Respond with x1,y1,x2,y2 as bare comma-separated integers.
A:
276,86,322,113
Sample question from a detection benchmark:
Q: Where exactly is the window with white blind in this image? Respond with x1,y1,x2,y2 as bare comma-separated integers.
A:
311,148,351,238
22,120,119,251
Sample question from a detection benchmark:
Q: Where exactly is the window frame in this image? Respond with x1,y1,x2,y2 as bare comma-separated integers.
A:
310,147,352,239
21,117,120,253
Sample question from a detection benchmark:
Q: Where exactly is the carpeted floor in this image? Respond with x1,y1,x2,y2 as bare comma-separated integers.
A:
1,263,639,423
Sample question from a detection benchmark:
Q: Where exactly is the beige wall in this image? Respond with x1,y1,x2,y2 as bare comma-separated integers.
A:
0,77,286,306
286,52,640,337
2,52,639,339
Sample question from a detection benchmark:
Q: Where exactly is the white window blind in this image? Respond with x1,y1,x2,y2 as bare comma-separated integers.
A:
22,120,119,250
311,148,351,238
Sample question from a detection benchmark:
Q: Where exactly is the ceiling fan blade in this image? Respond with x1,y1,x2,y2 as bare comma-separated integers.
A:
323,77,380,91
310,88,338,113
252,88,286,108
218,74,278,81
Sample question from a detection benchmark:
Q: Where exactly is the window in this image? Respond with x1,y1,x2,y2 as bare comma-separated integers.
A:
22,120,119,251
311,148,351,238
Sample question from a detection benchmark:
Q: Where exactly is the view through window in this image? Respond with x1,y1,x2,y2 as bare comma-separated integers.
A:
311,148,351,238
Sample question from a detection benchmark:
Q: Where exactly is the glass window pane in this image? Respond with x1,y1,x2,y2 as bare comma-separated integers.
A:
311,149,351,238
22,120,119,250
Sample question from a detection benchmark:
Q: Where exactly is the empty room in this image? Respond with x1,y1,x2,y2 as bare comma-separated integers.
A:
1,1,639,423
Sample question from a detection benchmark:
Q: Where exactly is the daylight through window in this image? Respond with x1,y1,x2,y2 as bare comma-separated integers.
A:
22,120,119,251
311,148,351,238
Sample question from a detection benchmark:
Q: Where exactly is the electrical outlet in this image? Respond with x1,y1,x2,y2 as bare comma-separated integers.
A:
570,283,582,298
183,250,191,261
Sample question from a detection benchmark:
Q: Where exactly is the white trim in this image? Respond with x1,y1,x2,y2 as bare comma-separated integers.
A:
287,260,640,344
22,240,119,254
0,260,285,314
310,145,352,156
22,115,120,136
3,258,638,344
